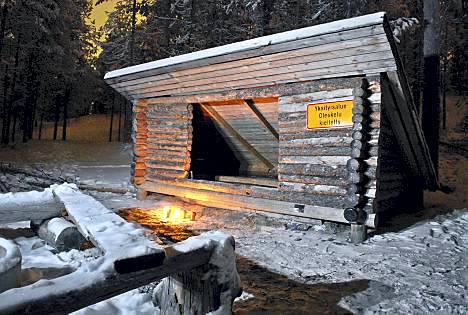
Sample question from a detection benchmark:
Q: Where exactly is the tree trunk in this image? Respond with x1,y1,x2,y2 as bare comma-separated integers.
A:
118,99,122,142
261,0,275,35
0,3,8,58
4,39,20,145
109,93,115,142
1,66,9,145
53,94,61,141
38,113,43,140
62,88,70,141
130,0,137,65
422,0,440,173
11,111,16,143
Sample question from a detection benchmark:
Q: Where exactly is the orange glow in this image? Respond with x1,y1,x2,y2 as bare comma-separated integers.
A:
161,205,194,223
119,206,195,243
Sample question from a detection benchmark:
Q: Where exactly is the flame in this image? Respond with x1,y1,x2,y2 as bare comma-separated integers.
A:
160,205,194,224
119,206,195,243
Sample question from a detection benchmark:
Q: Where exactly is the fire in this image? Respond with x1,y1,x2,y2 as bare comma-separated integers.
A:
118,205,196,244
162,205,194,223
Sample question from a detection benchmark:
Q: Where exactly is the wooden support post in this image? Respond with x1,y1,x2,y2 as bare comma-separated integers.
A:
136,188,149,200
154,233,241,315
350,224,367,244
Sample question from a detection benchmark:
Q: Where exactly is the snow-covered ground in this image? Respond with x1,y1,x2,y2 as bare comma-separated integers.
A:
0,141,467,314
0,206,467,313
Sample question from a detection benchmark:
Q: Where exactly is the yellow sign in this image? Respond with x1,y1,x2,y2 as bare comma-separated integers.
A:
307,100,354,129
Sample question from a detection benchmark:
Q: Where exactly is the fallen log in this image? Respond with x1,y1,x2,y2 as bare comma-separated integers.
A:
0,188,64,224
37,218,86,252
52,184,166,272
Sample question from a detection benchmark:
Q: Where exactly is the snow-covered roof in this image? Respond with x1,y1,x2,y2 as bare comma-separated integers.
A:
104,12,386,81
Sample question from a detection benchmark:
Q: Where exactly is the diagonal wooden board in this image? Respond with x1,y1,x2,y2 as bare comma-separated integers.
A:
52,184,165,273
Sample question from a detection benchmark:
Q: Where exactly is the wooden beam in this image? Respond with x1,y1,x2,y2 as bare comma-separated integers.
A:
215,176,278,188
381,73,438,189
243,99,279,140
0,243,211,315
200,104,275,170
0,189,64,224
385,72,438,189
140,181,377,228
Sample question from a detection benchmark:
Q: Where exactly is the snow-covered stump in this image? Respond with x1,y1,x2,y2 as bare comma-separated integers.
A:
154,232,242,315
0,238,22,294
37,218,86,252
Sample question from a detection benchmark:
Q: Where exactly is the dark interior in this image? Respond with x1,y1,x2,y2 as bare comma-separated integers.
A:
189,104,240,180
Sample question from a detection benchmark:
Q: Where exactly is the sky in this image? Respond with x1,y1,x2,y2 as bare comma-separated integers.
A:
89,0,117,29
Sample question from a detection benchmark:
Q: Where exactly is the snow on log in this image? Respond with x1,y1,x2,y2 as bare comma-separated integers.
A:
0,232,238,315
51,184,165,272
37,218,87,252
0,188,64,224
0,238,22,294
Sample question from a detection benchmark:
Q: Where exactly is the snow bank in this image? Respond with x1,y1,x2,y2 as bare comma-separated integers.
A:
0,238,22,293
0,188,56,206
0,238,21,274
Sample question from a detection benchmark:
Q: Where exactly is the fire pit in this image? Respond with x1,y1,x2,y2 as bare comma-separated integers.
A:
119,206,196,244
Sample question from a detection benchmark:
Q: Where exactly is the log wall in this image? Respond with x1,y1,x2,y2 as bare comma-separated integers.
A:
277,77,382,212
142,103,193,183
132,101,148,185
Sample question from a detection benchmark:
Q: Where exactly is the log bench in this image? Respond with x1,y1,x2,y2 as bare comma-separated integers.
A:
0,184,241,315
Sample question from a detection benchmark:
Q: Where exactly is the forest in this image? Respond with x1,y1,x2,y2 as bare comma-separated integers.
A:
0,0,466,147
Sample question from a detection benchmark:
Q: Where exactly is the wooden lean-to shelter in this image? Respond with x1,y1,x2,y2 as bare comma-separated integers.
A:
105,12,438,231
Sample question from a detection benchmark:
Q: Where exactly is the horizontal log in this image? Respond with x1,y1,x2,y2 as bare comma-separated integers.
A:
278,136,352,147
148,178,253,196
279,182,347,196
279,129,353,140
280,146,352,156
146,104,191,112
145,154,190,163
147,125,193,133
278,164,347,177
251,187,350,208
215,176,278,187
146,138,192,146
146,143,190,151
145,170,189,180
134,169,146,178
146,113,193,120
278,174,347,186
0,189,64,224
141,181,377,228
147,164,190,172
280,156,349,166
